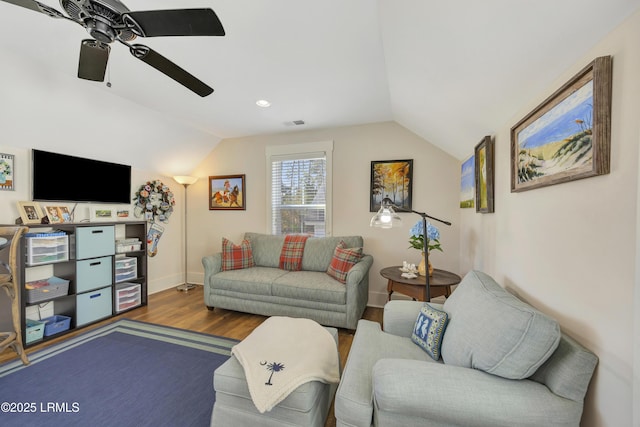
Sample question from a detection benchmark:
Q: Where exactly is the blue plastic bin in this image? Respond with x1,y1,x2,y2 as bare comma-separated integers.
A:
41,315,71,336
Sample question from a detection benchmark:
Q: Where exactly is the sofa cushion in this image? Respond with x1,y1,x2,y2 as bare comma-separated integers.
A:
272,271,347,305
326,241,363,284
441,270,561,379
411,303,449,360
221,238,255,271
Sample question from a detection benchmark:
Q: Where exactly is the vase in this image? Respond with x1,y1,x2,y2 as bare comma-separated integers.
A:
418,252,433,277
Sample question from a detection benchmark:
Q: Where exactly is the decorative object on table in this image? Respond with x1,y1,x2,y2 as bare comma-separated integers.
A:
16,201,44,225
173,175,198,291
89,206,115,222
370,159,413,212
460,155,475,208
408,219,442,276
209,174,246,210
370,197,451,301
399,261,418,279
475,136,495,213
511,55,612,193
146,223,165,257
0,153,15,191
133,180,176,223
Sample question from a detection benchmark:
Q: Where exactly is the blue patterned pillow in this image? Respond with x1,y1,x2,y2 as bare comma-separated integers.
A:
411,303,449,360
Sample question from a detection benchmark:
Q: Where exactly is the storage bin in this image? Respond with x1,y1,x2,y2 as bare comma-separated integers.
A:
25,276,70,304
41,315,71,336
115,283,141,313
76,287,112,326
115,257,137,283
26,233,69,266
116,241,142,253
76,256,113,293
76,226,115,259
25,319,45,344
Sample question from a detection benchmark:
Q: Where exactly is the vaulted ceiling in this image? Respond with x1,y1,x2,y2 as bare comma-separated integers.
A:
1,0,639,172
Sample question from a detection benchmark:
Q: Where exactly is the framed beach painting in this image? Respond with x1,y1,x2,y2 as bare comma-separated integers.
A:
460,155,475,209
209,174,246,210
370,159,413,212
475,136,495,213
511,56,612,192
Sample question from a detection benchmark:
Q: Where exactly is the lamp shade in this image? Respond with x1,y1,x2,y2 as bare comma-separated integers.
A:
370,201,402,229
173,175,198,186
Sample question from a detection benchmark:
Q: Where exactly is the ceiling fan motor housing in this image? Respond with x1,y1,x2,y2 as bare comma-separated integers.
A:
60,0,136,42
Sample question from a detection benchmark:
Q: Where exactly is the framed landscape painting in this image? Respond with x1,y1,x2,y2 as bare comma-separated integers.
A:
475,136,495,213
460,155,475,209
511,56,612,192
209,174,245,210
370,159,413,212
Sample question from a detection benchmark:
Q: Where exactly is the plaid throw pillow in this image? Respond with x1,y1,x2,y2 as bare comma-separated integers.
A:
326,241,363,284
279,234,310,271
221,238,255,271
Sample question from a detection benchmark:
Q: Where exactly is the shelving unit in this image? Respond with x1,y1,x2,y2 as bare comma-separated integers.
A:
10,221,147,347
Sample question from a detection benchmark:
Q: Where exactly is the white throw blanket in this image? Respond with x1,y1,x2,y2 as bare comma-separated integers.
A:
231,316,341,413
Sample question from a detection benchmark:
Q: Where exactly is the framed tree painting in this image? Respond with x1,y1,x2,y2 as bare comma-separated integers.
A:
370,159,413,212
209,174,246,210
475,136,495,213
460,155,475,209
511,56,612,192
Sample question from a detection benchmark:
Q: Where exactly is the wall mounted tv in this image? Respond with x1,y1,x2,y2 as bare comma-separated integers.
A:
32,149,132,204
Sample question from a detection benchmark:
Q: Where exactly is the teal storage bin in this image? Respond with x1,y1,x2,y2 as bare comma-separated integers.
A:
76,256,113,293
76,226,115,259
76,287,113,326
25,319,45,344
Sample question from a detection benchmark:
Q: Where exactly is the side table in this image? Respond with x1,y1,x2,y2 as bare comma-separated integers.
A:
380,266,462,302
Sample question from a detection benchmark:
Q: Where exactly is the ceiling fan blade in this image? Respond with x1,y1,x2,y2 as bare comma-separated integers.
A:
0,0,66,18
123,8,225,37
129,44,213,97
78,40,110,82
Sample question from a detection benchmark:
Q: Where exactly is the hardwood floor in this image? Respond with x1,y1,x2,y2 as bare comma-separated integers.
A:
1,285,384,427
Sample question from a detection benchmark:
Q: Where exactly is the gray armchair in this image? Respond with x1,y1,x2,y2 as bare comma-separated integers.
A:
335,271,598,427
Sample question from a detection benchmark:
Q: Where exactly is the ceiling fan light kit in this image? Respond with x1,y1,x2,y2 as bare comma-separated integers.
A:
1,0,225,97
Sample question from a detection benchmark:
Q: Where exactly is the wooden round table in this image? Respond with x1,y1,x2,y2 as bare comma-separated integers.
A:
380,266,462,302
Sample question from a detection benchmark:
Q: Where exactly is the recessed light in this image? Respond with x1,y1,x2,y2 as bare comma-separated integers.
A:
256,99,271,108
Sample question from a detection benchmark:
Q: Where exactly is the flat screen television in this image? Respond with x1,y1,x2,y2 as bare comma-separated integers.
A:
32,149,131,204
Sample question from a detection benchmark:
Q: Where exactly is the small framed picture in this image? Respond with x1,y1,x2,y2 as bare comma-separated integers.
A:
17,201,44,224
209,174,246,210
370,159,413,212
475,136,495,213
116,208,131,221
58,206,72,223
44,206,64,224
90,206,115,222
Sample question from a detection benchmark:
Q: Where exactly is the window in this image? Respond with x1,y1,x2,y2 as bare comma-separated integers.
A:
266,141,333,237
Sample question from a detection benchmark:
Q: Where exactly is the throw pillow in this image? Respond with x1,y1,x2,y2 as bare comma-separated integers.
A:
326,241,362,284
221,237,255,271
411,303,449,360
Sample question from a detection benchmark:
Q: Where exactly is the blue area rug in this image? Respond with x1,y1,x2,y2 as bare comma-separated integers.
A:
0,319,238,427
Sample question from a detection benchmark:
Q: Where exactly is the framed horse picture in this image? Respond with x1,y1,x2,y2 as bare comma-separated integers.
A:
209,174,246,210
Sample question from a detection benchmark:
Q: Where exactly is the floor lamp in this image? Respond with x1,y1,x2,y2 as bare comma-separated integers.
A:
370,197,451,301
174,175,198,292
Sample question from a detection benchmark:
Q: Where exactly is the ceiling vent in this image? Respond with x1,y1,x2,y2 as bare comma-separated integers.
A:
284,120,306,126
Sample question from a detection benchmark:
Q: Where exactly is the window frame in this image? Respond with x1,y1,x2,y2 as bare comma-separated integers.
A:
266,141,333,236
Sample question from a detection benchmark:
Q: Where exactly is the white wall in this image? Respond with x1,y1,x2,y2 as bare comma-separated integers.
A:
460,10,640,427
186,121,461,306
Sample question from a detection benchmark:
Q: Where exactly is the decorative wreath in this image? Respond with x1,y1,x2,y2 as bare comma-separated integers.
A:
133,180,175,223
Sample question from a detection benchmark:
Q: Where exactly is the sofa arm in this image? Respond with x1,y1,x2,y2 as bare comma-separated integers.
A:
383,300,444,338
343,254,373,330
202,253,222,288
372,359,582,427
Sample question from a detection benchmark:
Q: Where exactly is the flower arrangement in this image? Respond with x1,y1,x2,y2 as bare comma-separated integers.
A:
408,219,442,253
133,180,175,223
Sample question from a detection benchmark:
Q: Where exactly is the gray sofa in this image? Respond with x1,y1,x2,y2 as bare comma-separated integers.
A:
202,232,373,330
335,270,598,427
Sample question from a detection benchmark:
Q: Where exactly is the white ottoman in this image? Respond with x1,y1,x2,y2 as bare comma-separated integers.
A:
211,327,339,427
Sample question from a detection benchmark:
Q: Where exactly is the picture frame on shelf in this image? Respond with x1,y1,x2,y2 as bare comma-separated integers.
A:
116,208,131,221
90,206,115,222
0,153,15,191
511,55,612,192
44,206,65,224
17,201,44,224
475,136,495,213
370,159,413,212
209,174,246,210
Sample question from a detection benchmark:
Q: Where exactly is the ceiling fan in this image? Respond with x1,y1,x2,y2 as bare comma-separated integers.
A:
0,0,225,96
